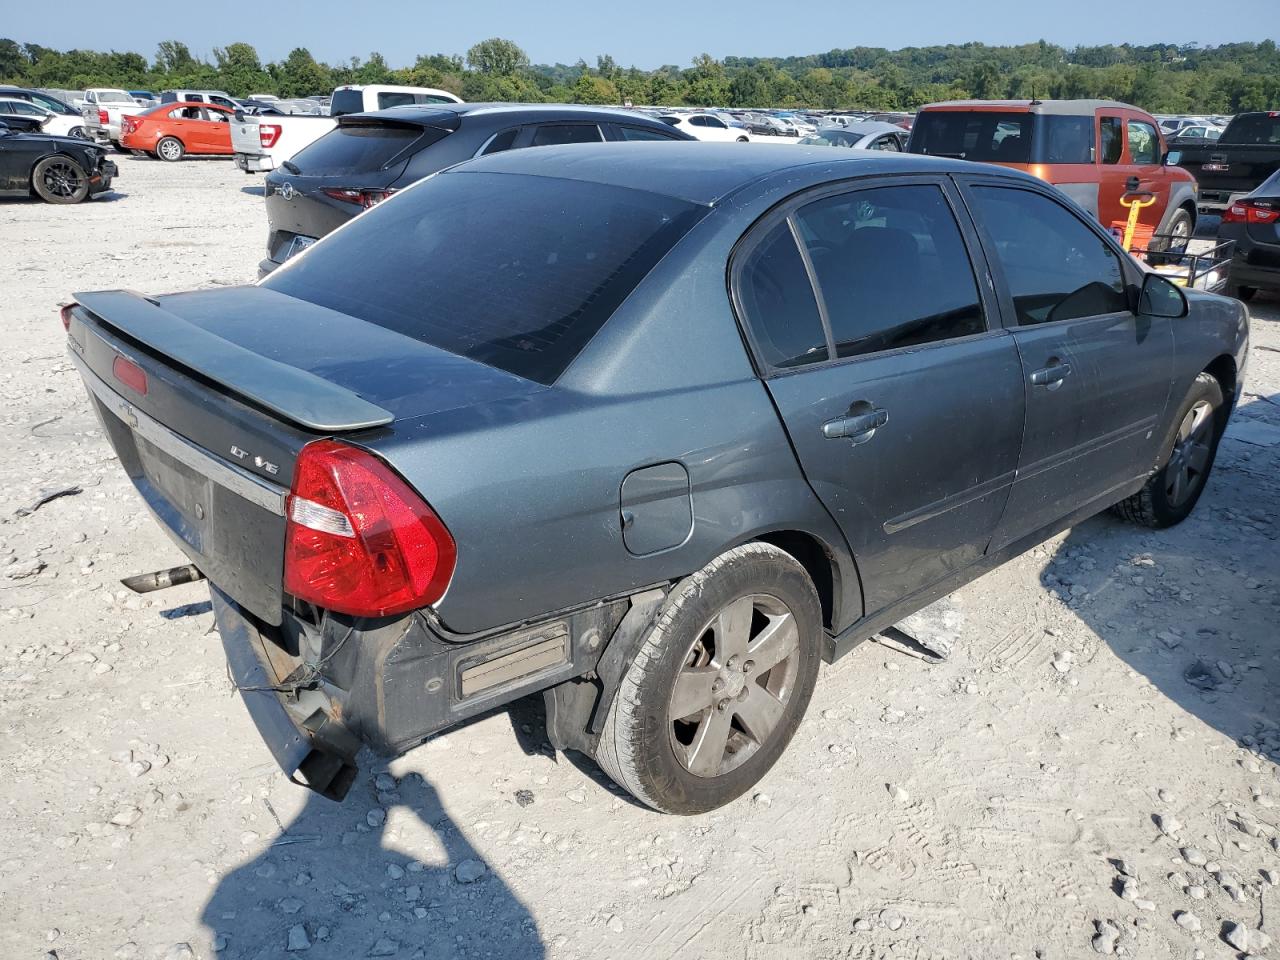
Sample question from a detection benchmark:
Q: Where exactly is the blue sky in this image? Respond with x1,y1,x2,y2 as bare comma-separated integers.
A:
9,0,1276,69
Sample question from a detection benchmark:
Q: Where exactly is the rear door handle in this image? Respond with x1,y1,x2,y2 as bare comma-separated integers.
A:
822,408,888,441
1029,361,1072,387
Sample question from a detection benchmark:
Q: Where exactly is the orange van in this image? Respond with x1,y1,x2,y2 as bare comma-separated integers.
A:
909,99,1198,248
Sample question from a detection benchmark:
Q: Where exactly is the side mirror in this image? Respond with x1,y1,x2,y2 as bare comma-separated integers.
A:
1164,149,1182,166
1140,272,1189,319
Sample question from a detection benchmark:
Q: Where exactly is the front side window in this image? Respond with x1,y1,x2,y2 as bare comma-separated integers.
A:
793,184,985,359
529,124,602,146
736,221,828,369
1127,121,1159,164
1100,117,1123,164
969,186,1128,326
688,116,708,127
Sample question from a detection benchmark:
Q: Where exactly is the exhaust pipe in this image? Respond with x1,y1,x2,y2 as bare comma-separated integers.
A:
121,563,206,594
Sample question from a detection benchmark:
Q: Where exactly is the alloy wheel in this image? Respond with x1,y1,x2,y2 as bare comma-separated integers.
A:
1165,399,1214,507
667,594,801,778
41,160,83,199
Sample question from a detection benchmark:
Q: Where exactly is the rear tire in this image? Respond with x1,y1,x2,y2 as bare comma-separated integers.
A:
1148,206,1194,265
156,136,185,162
1112,373,1224,528
594,543,822,814
31,155,90,204
68,125,86,139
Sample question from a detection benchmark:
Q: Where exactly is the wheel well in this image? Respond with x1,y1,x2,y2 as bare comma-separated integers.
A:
1179,200,1197,227
753,531,837,629
1203,354,1238,411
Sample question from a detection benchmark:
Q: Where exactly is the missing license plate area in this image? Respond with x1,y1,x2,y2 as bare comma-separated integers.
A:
458,629,569,700
287,235,317,259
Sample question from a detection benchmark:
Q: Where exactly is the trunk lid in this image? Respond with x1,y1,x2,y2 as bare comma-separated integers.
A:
68,286,544,623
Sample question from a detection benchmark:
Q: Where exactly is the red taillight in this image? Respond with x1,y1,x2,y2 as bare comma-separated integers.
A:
98,109,108,125
60,304,75,331
283,440,455,617
122,117,138,135
259,124,281,148
1223,200,1278,224
322,187,395,209
111,355,148,395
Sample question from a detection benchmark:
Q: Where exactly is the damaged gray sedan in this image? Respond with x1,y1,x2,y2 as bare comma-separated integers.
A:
66,143,1247,813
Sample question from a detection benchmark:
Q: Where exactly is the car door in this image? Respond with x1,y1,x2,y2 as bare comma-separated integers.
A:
733,177,1026,614
957,178,1176,552
1097,113,1130,228
167,104,203,147
201,106,233,153
1125,114,1173,224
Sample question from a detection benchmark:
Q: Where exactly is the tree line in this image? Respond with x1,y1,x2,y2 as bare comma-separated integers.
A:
1,36,1277,113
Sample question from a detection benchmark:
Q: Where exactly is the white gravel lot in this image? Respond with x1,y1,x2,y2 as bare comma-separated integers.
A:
2,155,1279,960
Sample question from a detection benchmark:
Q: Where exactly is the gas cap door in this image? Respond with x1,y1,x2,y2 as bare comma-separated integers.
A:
619,462,692,556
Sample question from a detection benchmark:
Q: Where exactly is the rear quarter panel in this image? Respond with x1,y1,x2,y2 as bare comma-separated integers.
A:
368,206,860,637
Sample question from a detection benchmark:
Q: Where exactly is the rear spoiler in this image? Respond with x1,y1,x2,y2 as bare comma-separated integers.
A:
73,289,394,432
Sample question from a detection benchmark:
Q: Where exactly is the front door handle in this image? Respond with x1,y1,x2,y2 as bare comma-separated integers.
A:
1029,361,1072,387
822,407,888,441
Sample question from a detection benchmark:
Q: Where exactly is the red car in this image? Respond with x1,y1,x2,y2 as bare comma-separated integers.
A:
121,102,235,161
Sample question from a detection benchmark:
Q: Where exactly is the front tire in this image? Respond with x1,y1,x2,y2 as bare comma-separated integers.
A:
156,136,185,162
594,543,822,814
31,155,90,204
1112,372,1224,528
1228,285,1257,303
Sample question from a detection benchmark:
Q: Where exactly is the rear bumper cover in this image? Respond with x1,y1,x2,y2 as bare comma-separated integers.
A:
213,585,360,800
235,152,274,172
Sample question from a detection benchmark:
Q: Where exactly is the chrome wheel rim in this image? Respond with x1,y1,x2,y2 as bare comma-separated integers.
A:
1165,399,1214,507
1169,215,1191,251
42,159,83,198
668,594,800,778
159,140,181,160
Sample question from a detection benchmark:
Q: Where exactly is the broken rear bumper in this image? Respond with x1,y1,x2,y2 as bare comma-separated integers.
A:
212,585,360,800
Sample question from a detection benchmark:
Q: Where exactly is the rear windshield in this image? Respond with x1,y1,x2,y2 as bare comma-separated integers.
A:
96,91,135,104
262,171,705,384
287,122,442,174
1222,114,1280,145
329,89,363,117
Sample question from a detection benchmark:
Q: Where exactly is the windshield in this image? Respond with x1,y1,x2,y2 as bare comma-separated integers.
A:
263,171,706,384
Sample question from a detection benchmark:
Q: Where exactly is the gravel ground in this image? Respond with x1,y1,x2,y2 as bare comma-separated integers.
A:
2,156,1279,960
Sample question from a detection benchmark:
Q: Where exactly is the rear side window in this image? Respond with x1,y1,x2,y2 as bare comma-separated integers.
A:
793,184,985,358
481,128,519,154
1039,116,1094,163
329,89,363,117
1100,117,1124,163
1127,121,1159,164
969,186,1128,326
288,122,440,174
618,125,679,141
263,171,705,384
736,222,828,369
529,124,602,146
910,111,1032,162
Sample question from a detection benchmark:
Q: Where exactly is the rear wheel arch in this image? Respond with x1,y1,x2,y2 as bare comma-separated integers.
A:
747,528,861,633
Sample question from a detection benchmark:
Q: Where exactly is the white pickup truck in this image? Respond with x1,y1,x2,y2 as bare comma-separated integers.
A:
77,88,145,148
231,83,461,173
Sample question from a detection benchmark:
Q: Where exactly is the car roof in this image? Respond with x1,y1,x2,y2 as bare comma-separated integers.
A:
920,98,1145,116
453,141,1000,206
348,102,679,128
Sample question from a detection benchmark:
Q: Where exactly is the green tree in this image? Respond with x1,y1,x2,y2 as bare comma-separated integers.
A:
274,47,330,97
0,38,30,80
155,40,197,74
571,72,619,104
466,38,529,75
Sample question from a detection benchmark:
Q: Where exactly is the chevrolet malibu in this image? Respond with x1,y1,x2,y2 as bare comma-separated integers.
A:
66,144,1248,814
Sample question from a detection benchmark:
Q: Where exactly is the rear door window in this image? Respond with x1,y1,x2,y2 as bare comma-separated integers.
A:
1100,116,1124,163
481,128,519,154
377,92,416,110
288,122,440,174
792,184,986,358
968,185,1128,326
736,221,829,369
529,124,602,146
263,171,706,384
617,125,680,141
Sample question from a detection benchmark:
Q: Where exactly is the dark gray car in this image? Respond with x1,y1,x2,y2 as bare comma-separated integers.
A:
259,103,694,274
67,144,1249,814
